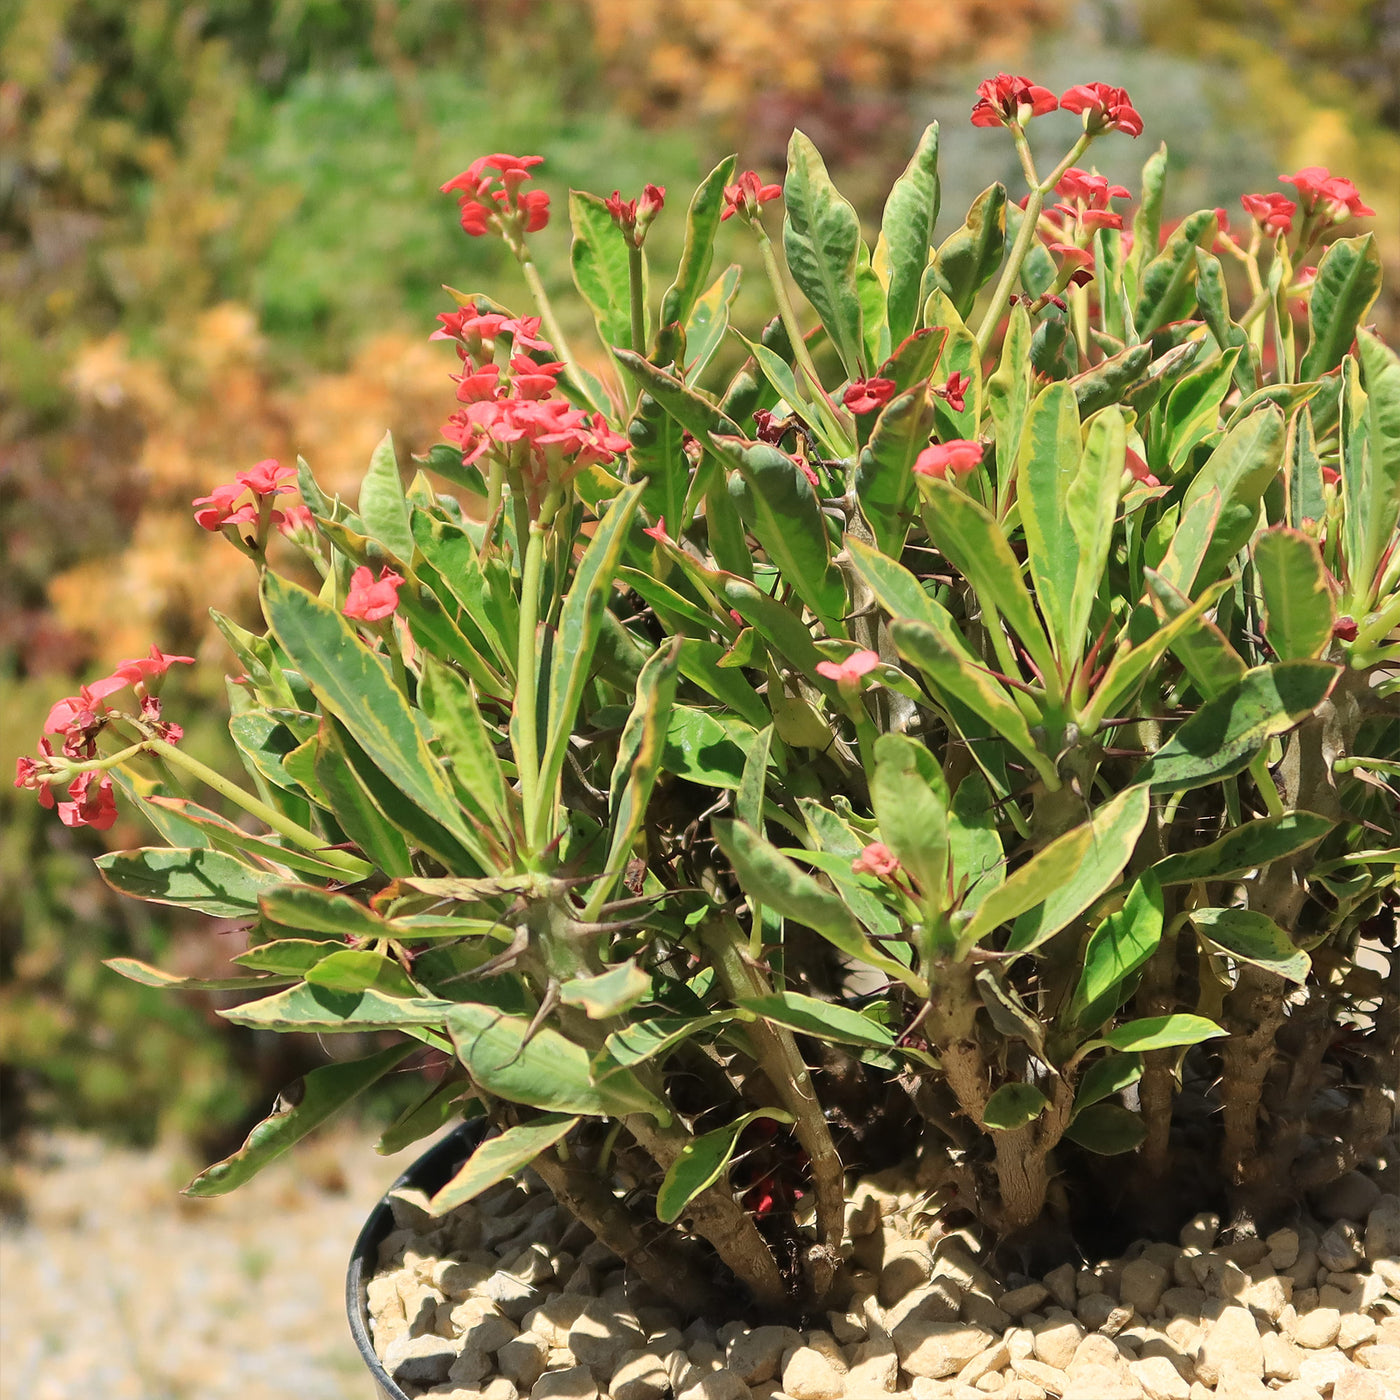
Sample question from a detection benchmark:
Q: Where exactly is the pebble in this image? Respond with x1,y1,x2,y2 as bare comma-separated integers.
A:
1268,1229,1303,1270
386,1333,463,1385
1320,1222,1366,1273
1001,1285,1050,1318
1131,1355,1191,1400
1263,1330,1303,1380
727,1325,803,1383
894,1322,996,1379
784,1344,850,1399
530,1364,598,1400
1196,1306,1263,1385
1031,1315,1085,1370
1121,1259,1170,1317
1368,1199,1400,1264
1287,1306,1342,1349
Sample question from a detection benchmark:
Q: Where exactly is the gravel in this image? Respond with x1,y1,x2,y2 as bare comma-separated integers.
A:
0,1126,417,1400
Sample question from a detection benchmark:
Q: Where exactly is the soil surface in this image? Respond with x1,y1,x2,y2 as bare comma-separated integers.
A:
0,1125,415,1400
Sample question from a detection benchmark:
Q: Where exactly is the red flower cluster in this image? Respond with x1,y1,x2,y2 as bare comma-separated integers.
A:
970,74,1058,128
1055,168,1131,233
842,377,897,415
436,303,629,513
936,372,971,414
605,184,665,245
1241,192,1297,236
1279,167,1375,222
344,566,405,623
441,154,550,238
15,647,193,828
720,171,783,222
914,440,984,480
193,460,299,532
1060,83,1143,137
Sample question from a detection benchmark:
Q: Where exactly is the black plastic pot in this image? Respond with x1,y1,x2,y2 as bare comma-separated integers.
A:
346,1121,489,1400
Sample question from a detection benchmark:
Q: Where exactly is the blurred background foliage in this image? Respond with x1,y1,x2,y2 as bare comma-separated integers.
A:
2,0,1397,1160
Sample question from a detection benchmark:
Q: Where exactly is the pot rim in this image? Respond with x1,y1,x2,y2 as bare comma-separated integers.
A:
345,1119,489,1400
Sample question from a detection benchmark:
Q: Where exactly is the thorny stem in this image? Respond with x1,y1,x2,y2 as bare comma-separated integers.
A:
146,738,372,878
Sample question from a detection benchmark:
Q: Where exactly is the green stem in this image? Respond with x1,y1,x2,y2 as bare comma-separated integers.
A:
627,241,647,358
514,517,548,859
146,738,372,878
516,251,606,415
752,221,857,456
1038,132,1093,197
976,186,1044,357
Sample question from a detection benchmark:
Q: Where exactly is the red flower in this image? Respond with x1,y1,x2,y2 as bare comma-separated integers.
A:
1060,83,1143,137
815,649,881,686
111,646,195,688
642,516,673,545
605,184,665,244
278,503,316,538
442,154,550,237
192,481,255,531
1332,615,1358,642
1125,448,1160,488
343,566,405,623
44,677,128,741
1241,192,1297,236
852,842,900,879
235,459,298,496
842,377,897,415
1279,167,1374,221
914,440,984,480
1056,169,1130,206
720,171,783,222
56,771,118,831
970,73,1058,128
938,371,971,414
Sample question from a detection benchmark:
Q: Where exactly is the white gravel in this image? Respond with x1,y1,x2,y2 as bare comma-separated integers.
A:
0,1126,419,1400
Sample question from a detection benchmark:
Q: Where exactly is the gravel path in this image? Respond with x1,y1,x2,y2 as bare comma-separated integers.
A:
0,1126,421,1400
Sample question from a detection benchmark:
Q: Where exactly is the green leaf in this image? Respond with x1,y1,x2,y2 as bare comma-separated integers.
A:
1288,407,1327,530
1071,344,1152,418
571,190,633,352
1127,144,1168,291
1134,208,1216,338
593,1013,736,1072
420,655,511,833
949,771,1003,911
662,705,751,789
926,183,1007,321
1064,873,1164,1028
1137,660,1339,793
986,302,1033,503
1102,1014,1226,1052
736,722,774,832
1195,252,1253,390
613,348,743,446
1354,329,1400,606
1141,571,1248,703
1164,347,1244,473
429,1116,580,1215
915,479,1058,685
738,991,896,1049
783,129,867,378
683,263,742,382
1178,406,1286,592
975,968,1045,1059
713,820,926,994
1007,785,1151,953
659,155,738,338
876,122,941,346
1072,1053,1144,1117
104,957,294,992
725,439,847,627
1066,406,1127,665
630,391,688,535
981,1082,1049,1131
234,940,337,975
260,884,390,939
229,710,308,796
260,572,477,852
1153,813,1332,885
96,847,281,917
312,719,414,877
305,949,420,998
1189,908,1310,983
1254,527,1334,660
183,1042,416,1196
446,1004,668,1120
377,1078,476,1156
922,290,980,439
358,431,414,562
856,384,935,555
656,1108,793,1223
1299,234,1382,380
559,961,652,1018
222,983,456,1032
870,732,949,916
1063,1102,1146,1155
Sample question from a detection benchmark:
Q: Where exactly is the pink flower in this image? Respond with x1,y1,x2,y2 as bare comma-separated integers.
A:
111,646,196,688
56,771,118,831
606,184,666,243
1241,192,1297,236
1055,169,1130,207
815,649,881,685
343,566,405,623
913,440,984,480
642,516,672,545
1279,167,1374,221
442,154,550,237
44,676,128,740
192,481,255,531
970,73,1058,128
1125,447,1160,488
277,503,316,538
235,459,298,496
842,377,897,415
720,171,783,221
1060,83,1143,137
852,842,901,879
937,372,971,414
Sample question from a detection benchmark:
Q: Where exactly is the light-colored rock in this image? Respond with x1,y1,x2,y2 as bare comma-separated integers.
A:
385,1332,462,1386
1031,1316,1085,1371
1158,1288,1207,1321
1354,1343,1400,1376
448,1346,494,1386
485,1272,545,1321
1060,1365,1141,1400
783,1346,849,1400
497,1333,549,1390
1262,1330,1303,1381
956,1341,1010,1387
830,1310,869,1345
1285,1306,1342,1350
1376,1259,1400,1301
1006,1329,1035,1362
962,1293,1012,1335
485,1380,521,1400
525,1296,592,1347
1190,1253,1249,1300
1368,1198,1400,1264
1340,1313,1379,1351
1271,1383,1325,1400
569,1299,647,1376
1268,1229,1302,1271
1195,1305,1263,1386
678,1369,752,1400
1332,1366,1392,1400
894,1321,996,1379
1238,1268,1290,1324
530,1364,599,1400
727,1326,804,1384
1011,1359,1070,1394
1212,1362,1270,1399
885,1281,964,1331
882,1242,936,1306
1180,1215,1220,1253
1077,1293,1132,1335
1120,1260,1169,1318
1319,1222,1365,1273
1299,1351,1350,1393
505,1243,558,1286
1001,1286,1051,1318
1130,1355,1191,1400
457,1308,521,1354
848,1337,901,1393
